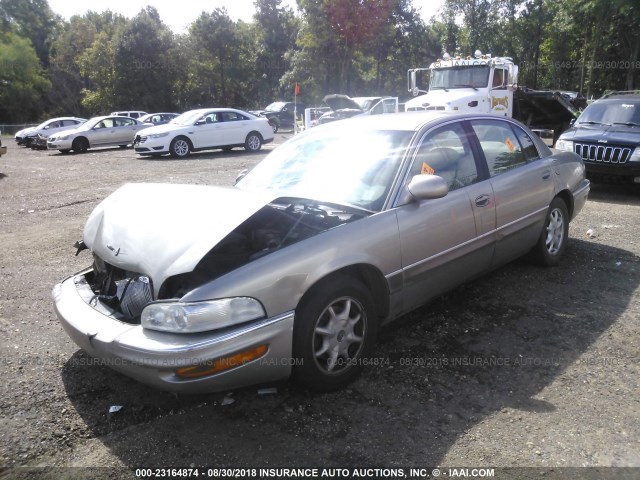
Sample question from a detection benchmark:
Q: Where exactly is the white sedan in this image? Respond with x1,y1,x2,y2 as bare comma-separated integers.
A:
133,108,274,158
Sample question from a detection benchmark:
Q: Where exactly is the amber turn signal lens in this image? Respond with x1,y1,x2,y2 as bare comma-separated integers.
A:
175,344,268,379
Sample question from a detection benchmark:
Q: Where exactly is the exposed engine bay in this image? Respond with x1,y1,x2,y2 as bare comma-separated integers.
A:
84,198,369,322
158,198,370,299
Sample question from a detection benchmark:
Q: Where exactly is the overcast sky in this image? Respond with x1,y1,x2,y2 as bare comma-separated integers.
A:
47,0,446,34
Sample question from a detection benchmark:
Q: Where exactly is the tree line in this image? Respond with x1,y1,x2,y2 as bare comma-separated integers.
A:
0,0,638,123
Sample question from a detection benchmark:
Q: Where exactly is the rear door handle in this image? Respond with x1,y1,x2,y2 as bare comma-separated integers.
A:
475,194,491,207
542,169,551,180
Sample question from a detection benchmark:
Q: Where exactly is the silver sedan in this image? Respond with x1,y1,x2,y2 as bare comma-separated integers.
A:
47,115,148,153
53,112,590,393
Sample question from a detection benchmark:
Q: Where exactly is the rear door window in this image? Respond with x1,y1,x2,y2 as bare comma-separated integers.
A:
470,119,527,177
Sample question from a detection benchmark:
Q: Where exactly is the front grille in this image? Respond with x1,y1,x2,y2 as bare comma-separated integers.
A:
118,276,153,318
135,135,147,144
574,143,632,164
90,254,154,321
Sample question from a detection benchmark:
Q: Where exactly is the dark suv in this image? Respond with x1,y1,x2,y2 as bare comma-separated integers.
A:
556,92,640,183
252,101,303,133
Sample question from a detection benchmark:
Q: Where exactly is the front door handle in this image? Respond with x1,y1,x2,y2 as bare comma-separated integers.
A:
475,194,491,207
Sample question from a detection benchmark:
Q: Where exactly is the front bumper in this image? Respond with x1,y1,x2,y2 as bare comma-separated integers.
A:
47,138,73,150
133,136,168,154
571,178,590,220
0,145,6,156
53,270,294,393
584,161,640,183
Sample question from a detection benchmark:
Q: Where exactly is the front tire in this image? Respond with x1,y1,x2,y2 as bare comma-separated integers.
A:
169,137,191,158
72,137,89,153
244,132,263,152
532,197,569,266
292,276,378,392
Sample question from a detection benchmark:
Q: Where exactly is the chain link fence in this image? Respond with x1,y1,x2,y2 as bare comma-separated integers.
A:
1,123,38,136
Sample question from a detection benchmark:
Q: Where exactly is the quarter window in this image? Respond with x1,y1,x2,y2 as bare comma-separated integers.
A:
410,122,478,191
470,120,527,177
512,125,540,161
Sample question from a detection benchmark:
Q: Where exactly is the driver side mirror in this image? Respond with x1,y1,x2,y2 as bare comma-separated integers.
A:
398,174,449,205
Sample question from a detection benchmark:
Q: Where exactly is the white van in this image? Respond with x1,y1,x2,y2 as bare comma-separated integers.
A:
110,111,148,119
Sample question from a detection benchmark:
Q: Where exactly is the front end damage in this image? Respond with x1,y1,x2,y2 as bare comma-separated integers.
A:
53,183,369,392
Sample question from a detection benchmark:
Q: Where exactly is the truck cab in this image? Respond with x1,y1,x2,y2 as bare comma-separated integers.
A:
406,51,518,116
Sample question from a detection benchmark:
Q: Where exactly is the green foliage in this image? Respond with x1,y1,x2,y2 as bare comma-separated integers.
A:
0,30,51,122
112,7,175,111
2,0,639,121
0,0,60,66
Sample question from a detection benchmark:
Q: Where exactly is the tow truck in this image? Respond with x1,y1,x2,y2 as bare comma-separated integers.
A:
406,51,579,145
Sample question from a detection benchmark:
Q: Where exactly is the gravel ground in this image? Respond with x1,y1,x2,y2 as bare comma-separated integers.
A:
0,137,639,479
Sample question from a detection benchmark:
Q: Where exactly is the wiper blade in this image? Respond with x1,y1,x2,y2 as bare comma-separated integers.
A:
612,122,640,127
578,121,610,126
454,84,479,91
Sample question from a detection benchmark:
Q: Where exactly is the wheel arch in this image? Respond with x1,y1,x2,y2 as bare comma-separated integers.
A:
173,135,193,149
555,189,573,218
247,130,264,141
73,135,89,146
297,263,390,324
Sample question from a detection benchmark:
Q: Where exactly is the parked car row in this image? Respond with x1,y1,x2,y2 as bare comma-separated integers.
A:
14,109,272,157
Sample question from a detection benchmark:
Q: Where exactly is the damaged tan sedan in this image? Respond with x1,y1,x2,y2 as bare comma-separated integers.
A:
53,112,590,393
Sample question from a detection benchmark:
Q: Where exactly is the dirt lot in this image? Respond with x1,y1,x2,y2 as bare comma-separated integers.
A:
0,137,639,479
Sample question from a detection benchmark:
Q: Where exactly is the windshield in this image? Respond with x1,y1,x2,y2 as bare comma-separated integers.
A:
78,118,103,130
265,102,286,112
354,98,381,111
237,128,412,211
430,65,490,90
577,100,640,125
170,110,207,126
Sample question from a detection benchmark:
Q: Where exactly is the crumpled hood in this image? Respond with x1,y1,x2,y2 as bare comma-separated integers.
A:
83,183,277,294
323,94,363,112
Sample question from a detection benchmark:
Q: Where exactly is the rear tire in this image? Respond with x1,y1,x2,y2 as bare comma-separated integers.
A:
244,132,263,152
292,275,378,392
531,197,569,266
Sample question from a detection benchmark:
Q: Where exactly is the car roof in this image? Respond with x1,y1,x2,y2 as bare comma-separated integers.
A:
594,95,640,103
185,108,248,114
313,111,468,131
45,116,86,121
